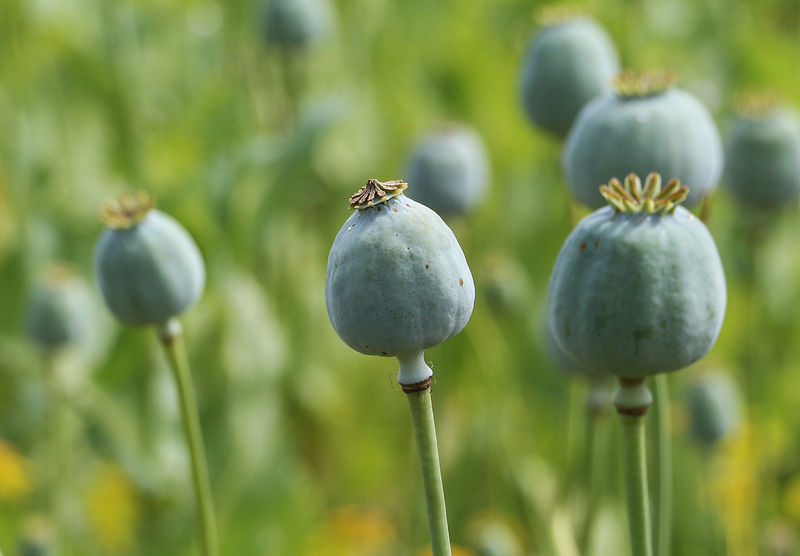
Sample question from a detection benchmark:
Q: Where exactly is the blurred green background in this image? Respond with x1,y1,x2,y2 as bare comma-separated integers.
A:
1,0,800,554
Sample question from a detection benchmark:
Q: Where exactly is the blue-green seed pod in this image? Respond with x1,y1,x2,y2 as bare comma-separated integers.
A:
548,173,726,378
262,0,332,49
563,71,723,208
724,101,800,209
405,126,490,217
686,371,741,446
481,253,532,317
519,11,619,137
25,265,93,350
94,193,205,327
326,179,474,385
19,516,52,556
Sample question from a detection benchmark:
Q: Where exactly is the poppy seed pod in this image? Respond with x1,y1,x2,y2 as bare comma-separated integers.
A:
25,265,93,350
262,0,332,49
519,11,619,136
724,101,800,209
94,193,205,327
325,179,474,385
686,371,741,446
548,173,726,378
405,126,490,217
563,71,723,209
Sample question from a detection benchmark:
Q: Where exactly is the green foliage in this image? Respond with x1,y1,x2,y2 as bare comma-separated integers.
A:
1,0,800,554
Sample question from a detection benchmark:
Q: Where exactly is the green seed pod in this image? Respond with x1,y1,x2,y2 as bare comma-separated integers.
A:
405,126,490,217
519,10,619,136
19,516,52,556
563,71,723,208
724,99,800,209
325,179,474,385
94,193,205,326
548,173,726,378
685,371,741,446
262,0,332,49
481,253,532,317
25,264,93,350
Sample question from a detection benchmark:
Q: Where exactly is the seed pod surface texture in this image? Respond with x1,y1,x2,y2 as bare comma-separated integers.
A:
548,174,726,378
724,107,800,208
406,126,490,217
519,16,619,136
564,76,722,208
326,181,474,365
95,204,205,326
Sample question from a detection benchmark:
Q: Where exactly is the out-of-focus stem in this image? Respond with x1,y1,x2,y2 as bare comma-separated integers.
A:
158,318,219,556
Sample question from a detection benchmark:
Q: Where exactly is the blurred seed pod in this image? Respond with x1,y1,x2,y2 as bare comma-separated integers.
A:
262,0,333,49
563,72,723,209
19,515,53,556
519,12,619,137
25,264,93,351
465,511,526,556
94,193,205,326
724,100,800,209
405,125,491,218
480,252,532,317
685,370,741,447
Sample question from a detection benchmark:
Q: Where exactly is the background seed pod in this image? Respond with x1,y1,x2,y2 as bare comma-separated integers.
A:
480,252,532,318
262,0,333,49
325,193,474,358
405,126,491,218
94,209,206,327
685,371,741,446
519,16,619,137
25,265,93,351
563,85,723,209
724,106,800,209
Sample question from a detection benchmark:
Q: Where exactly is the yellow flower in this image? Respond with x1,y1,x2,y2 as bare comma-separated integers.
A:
711,423,759,556
783,476,800,522
0,439,31,502
305,505,396,556
83,464,140,553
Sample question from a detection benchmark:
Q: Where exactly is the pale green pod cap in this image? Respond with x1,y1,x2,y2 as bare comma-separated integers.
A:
94,193,205,326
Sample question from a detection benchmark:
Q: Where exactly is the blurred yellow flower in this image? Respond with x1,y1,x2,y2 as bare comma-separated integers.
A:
0,439,31,502
783,475,800,522
711,423,759,556
304,505,397,556
83,464,140,554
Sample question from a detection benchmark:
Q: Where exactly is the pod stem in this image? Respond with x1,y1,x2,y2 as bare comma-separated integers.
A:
652,374,672,556
403,377,451,556
158,318,219,556
614,378,654,556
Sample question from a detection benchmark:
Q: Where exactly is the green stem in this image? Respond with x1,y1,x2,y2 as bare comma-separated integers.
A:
158,319,219,556
280,49,301,128
404,381,451,556
614,378,653,556
652,374,672,556
44,353,71,554
579,409,599,552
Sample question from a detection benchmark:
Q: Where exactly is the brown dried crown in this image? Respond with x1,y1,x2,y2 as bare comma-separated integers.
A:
100,191,155,229
349,179,408,210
